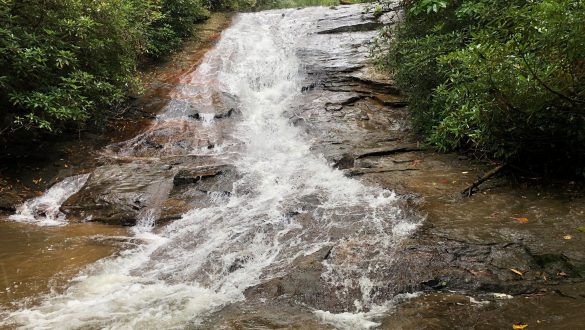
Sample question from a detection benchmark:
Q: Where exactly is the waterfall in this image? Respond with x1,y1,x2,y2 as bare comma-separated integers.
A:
5,5,421,329
9,174,89,227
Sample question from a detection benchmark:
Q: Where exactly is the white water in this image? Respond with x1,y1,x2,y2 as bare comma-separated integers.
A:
5,7,421,329
314,292,421,330
8,174,89,227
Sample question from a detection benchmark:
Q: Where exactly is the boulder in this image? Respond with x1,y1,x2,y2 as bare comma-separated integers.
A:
61,162,175,225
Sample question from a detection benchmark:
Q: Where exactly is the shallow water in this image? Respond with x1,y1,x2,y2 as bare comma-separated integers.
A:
0,220,127,309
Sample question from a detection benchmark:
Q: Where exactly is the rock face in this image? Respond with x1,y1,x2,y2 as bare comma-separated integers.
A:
160,164,239,222
60,85,242,226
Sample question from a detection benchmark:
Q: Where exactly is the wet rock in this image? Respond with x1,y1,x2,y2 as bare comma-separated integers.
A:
301,82,316,93
244,246,344,311
0,191,22,212
228,256,250,273
212,91,241,118
332,153,355,170
160,164,239,221
201,302,328,329
173,164,237,192
173,164,228,186
143,140,163,150
190,108,240,121
213,108,238,119
393,230,585,296
187,92,241,122
61,162,175,225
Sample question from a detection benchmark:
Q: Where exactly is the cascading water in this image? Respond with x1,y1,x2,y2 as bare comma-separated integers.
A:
8,174,89,227
3,5,421,329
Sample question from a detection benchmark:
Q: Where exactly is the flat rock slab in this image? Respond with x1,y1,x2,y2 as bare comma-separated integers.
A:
61,162,175,225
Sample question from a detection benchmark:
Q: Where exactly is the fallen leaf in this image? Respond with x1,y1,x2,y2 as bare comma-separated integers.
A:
557,271,567,277
563,235,572,240
512,323,528,329
461,171,469,174
511,216,529,223
510,268,524,276
577,226,585,232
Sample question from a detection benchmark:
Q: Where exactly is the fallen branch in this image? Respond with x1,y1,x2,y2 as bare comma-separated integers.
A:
461,164,507,197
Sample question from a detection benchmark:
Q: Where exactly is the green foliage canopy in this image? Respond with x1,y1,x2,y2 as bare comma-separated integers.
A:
374,0,585,175
0,0,209,135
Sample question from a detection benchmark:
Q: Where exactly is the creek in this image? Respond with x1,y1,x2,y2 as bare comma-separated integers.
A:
2,4,585,330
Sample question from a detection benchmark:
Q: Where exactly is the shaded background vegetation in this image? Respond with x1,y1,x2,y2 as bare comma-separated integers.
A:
374,0,585,177
0,0,211,137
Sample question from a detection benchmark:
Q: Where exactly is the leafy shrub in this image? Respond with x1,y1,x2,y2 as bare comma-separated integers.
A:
202,0,257,10
374,0,585,176
0,0,209,136
147,0,210,58
0,0,146,133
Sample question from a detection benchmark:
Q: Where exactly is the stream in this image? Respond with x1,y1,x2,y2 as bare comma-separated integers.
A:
1,5,422,329
2,4,585,330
